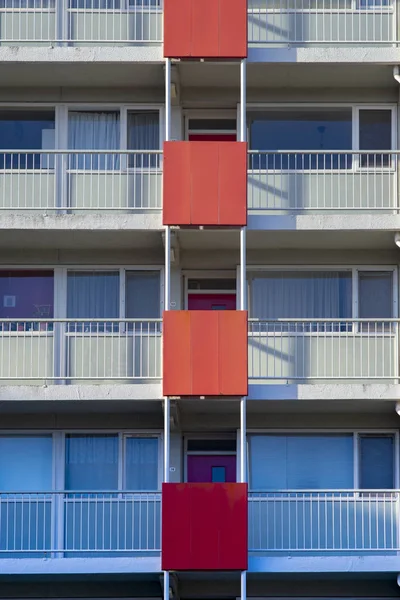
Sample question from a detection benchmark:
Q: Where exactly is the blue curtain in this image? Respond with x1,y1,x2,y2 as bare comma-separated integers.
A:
65,435,118,491
125,438,158,490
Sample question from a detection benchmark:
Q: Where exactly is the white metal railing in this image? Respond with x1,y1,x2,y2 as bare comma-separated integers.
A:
248,151,398,213
0,151,162,211
247,0,395,45
248,319,399,381
248,490,400,552
0,0,162,44
0,491,161,554
0,319,162,381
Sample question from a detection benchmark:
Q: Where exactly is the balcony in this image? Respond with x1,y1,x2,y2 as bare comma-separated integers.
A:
0,318,398,387
0,1,394,47
0,151,162,213
247,0,395,46
248,151,397,215
248,319,398,383
0,490,398,565
248,490,400,554
0,491,161,558
0,319,162,384
0,150,397,218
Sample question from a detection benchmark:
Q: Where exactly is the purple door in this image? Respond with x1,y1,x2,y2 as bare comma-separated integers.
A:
187,455,236,483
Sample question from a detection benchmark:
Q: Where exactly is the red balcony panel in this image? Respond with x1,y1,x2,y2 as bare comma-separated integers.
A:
162,310,248,397
164,0,248,59
162,483,248,571
219,0,248,58
163,141,247,227
163,0,191,58
163,311,192,396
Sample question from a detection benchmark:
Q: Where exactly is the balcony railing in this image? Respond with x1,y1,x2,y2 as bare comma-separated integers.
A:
247,0,395,46
1,490,398,557
248,319,399,382
0,0,162,44
0,319,162,382
0,151,162,212
0,491,161,555
248,151,398,214
0,150,397,216
0,1,395,46
248,491,400,552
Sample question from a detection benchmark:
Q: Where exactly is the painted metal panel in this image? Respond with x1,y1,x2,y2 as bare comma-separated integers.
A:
191,311,219,395
161,482,248,570
163,311,192,396
220,0,247,57
163,142,247,226
219,310,248,395
163,0,191,57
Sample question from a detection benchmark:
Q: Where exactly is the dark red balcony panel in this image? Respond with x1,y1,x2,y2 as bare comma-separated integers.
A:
163,141,247,227
164,0,247,59
162,483,248,571
163,310,248,397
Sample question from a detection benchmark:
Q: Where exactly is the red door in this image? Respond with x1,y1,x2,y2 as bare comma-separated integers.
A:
188,293,236,310
187,455,237,482
188,133,237,142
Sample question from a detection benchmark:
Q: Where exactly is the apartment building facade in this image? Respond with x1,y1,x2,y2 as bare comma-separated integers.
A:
1,2,400,600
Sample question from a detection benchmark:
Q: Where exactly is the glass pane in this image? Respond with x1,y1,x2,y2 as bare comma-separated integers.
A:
125,437,158,490
359,436,394,489
189,119,237,131
250,271,352,322
188,279,236,291
0,270,54,324
249,109,352,170
359,110,392,167
127,111,159,168
359,271,393,318
65,435,118,491
125,271,160,319
67,271,119,322
0,436,53,491
211,467,226,483
68,112,120,169
0,110,55,169
249,435,354,490
187,439,236,452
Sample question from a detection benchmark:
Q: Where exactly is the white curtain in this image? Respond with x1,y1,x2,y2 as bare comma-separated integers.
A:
67,272,120,330
68,112,120,169
251,271,352,323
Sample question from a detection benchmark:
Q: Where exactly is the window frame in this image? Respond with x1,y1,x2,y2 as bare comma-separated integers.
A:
245,103,397,173
245,265,398,322
245,429,400,492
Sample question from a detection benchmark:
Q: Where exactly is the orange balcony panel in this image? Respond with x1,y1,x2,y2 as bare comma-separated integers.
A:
164,0,248,59
162,483,248,571
163,141,247,227
162,310,248,397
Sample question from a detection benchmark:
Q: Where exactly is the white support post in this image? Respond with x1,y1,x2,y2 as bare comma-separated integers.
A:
163,57,172,592
239,57,247,600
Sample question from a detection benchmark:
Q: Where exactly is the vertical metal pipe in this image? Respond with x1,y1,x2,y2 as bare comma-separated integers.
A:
164,571,170,600
165,58,171,142
240,59,246,143
241,570,247,600
164,397,170,482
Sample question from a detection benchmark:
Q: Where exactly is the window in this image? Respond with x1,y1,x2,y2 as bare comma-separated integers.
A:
65,434,159,491
248,432,397,491
248,106,394,170
249,269,395,325
358,271,393,318
125,271,160,319
0,110,55,169
67,271,120,320
359,109,392,167
68,111,120,169
359,435,394,489
0,436,53,491
249,109,352,169
0,270,54,331
125,437,158,490
249,434,354,491
127,111,159,168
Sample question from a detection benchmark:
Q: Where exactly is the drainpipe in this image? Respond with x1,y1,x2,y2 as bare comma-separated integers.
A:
394,66,400,84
